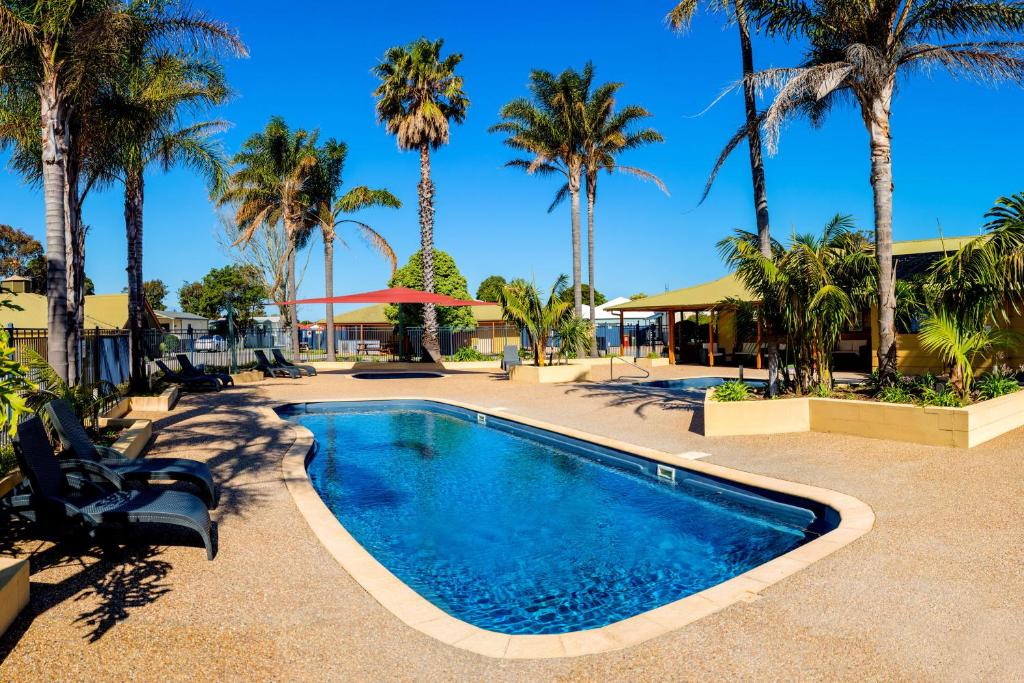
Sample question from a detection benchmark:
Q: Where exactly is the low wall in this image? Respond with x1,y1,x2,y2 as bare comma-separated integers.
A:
129,387,179,413
703,389,810,437
104,418,153,460
0,557,28,637
509,363,590,384
704,388,1024,448
231,370,264,385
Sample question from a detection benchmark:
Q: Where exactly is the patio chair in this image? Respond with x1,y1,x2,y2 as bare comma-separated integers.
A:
154,359,221,392
254,349,300,378
11,416,215,560
501,345,522,375
176,354,234,388
271,348,317,377
44,399,217,508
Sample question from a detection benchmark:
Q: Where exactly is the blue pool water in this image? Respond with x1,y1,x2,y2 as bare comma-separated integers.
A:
282,400,829,635
637,376,767,392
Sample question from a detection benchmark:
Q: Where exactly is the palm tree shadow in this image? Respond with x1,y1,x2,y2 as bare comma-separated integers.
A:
563,381,707,434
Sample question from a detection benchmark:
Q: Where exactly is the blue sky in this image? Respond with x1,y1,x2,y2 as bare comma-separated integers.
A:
1,1,1022,318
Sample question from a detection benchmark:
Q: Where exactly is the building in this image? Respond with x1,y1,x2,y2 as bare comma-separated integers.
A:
0,276,161,330
155,310,211,334
609,236,995,372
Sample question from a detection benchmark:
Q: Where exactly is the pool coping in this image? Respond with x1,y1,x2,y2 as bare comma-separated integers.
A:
268,397,875,660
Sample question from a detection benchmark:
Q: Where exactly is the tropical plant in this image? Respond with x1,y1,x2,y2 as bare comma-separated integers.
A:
219,116,320,354
719,215,876,393
307,140,400,361
556,315,594,362
668,0,772,258
877,384,913,404
490,65,588,316
22,349,116,428
919,386,965,408
713,380,751,402
497,275,575,367
373,37,469,362
449,346,488,362
917,308,1016,398
975,367,1020,401
0,334,33,435
743,0,1024,381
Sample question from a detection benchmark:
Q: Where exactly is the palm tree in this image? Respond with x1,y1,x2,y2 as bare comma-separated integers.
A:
491,65,590,316
577,80,666,354
308,140,401,361
373,37,469,362
91,53,232,392
497,275,580,367
667,0,771,257
745,0,1024,381
219,117,320,355
718,215,876,392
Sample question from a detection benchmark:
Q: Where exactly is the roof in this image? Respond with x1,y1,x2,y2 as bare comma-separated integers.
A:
608,274,754,312
0,292,160,330
155,310,208,321
322,302,506,325
612,235,980,312
582,296,661,320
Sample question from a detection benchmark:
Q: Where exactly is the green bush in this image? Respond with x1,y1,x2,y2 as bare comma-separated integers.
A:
449,346,489,362
919,387,965,407
647,351,660,359
811,382,832,398
877,385,914,404
713,380,751,402
975,368,1020,401
0,444,16,474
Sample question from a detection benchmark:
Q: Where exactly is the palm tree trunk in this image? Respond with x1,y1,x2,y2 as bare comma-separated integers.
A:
418,142,441,362
324,236,335,361
39,75,70,383
286,243,299,356
125,168,147,393
64,151,83,385
569,171,582,317
864,88,897,379
735,0,771,258
586,174,597,356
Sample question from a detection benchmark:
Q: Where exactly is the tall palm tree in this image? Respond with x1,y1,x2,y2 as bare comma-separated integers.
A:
668,0,772,258
745,0,1024,380
219,117,320,355
491,65,589,316
373,37,469,362
92,54,232,392
308,140,400,360
577,81,666,354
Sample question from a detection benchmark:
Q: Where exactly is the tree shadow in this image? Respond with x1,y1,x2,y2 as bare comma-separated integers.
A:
562,381,707,432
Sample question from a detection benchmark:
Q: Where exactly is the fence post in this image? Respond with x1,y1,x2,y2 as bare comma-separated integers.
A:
227,301,238,374
92,326,101,385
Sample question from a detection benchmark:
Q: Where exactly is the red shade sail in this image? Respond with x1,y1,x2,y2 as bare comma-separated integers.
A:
276,287,488,307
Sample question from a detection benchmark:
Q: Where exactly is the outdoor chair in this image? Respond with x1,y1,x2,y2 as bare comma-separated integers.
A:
176,354,234,388
44,399,217,508
501,345,522,375
10,416,215,560
254,349,301,378
154,359,221,391
271,348,317,376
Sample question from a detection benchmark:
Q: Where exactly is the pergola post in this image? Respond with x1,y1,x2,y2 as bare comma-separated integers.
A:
708,311,715,367
755,315,763,370
619,311,625,355
666,311,676,365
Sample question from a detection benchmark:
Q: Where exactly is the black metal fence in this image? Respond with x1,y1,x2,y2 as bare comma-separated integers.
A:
7,327,131,386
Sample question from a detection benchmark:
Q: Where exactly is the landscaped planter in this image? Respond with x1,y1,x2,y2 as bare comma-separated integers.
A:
704,387,1024,448
440,360,501,370
633,357,670,369
509,363,590,384
231,370,264,384
0,556,28,637
129,386,179,413
101,418,153,461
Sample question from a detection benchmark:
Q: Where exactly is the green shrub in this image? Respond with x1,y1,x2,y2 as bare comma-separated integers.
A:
449,346,489,362
975,368,1020,401
0,444,16,474
647,351,660,359
919,387,965,407
713,380,751,402
811,382,832,398
877,385,914,404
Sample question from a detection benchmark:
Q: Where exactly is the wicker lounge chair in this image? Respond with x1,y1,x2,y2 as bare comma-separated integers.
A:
176,354,234,387
43,399,217,508
154,359,221,391
254,349,300,378
11,416,215,560
271,348,317,376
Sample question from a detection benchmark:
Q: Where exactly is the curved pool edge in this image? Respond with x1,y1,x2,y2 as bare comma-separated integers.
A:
269,397,875,660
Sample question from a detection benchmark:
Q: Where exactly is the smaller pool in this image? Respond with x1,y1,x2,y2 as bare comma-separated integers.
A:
351,371,444,380
636,376,767,392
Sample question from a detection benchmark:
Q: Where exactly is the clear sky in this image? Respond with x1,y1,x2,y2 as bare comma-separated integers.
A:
1,1,1022,319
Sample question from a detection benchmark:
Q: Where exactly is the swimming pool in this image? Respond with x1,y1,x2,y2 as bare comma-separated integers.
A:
279,400,834,636
634,376,767,392
350,371,444,380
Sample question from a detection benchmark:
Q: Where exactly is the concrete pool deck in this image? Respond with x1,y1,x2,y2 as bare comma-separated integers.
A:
2,364,1023,680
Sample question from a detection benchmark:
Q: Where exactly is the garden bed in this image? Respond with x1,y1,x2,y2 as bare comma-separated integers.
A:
704,386,1024,448
508,363,591,384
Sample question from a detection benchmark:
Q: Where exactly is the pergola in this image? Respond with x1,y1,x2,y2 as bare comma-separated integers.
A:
605,273,759,367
